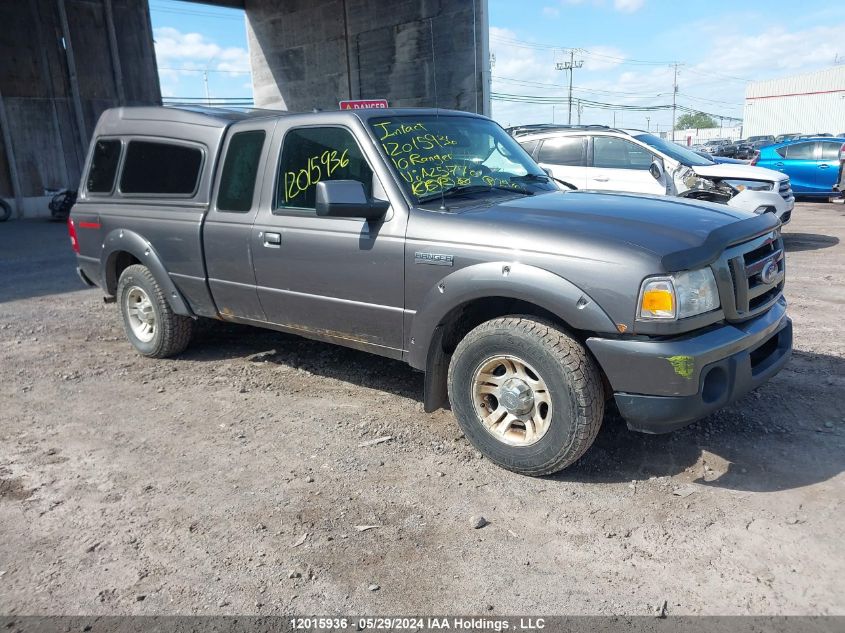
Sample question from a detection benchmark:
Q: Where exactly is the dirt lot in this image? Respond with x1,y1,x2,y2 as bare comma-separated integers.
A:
1,202,843,616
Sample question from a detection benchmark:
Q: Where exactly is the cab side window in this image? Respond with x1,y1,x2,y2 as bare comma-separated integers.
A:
275,127,373,212
593,137,652,170
537,137,586,166
87,139,122,193
217,131,266,212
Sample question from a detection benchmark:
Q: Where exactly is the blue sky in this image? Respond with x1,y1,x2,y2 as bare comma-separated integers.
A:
149,0,845,129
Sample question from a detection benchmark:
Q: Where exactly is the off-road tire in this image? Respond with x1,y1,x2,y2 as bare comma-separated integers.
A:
117,264,194,358
448,316,604,476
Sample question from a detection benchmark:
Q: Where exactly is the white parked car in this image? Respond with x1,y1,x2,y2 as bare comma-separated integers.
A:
511,126,794,224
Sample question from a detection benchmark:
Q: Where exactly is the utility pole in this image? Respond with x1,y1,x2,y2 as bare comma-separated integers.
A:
671,63,680,142
556,49,584,124
577,101,583,125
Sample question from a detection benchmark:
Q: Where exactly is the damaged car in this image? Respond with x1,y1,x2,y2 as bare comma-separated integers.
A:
512,125,794,224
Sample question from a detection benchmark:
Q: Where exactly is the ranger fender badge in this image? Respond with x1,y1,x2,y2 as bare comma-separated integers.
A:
415,252,454,267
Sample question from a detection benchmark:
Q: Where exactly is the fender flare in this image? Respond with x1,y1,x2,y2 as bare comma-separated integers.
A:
100,228,195,317
407,261,617,370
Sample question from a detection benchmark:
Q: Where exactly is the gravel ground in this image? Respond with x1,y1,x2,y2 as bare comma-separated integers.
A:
0,202,843,616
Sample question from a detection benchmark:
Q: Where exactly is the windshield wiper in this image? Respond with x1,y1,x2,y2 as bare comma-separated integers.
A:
418,183,534,202
510,173,578,190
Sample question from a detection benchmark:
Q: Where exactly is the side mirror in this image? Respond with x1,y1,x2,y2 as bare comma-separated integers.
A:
315,180,389,220
649,159,665,181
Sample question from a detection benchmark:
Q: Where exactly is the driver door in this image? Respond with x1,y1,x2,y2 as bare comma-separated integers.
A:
250,121,406,357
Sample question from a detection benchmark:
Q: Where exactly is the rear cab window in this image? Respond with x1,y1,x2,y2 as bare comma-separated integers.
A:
217,131,266,212
120,140,204,196
274,126,373,211
86,139,122,193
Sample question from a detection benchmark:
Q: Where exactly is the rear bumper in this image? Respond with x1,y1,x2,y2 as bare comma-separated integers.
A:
586,299,792,433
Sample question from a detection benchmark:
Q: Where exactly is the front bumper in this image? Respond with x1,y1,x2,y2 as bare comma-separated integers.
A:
586,299,792,433
727,189,794,224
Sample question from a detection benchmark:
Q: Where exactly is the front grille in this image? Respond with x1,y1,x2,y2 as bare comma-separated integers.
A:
717,231,785,322
779,179,794,203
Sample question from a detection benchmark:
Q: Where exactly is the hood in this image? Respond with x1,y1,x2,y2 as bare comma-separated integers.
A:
408,189,779,333
692,162,786,182
436,190,756,264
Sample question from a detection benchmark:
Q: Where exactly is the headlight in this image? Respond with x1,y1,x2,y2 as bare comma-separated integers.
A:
637,268,720,321
722,179,773,192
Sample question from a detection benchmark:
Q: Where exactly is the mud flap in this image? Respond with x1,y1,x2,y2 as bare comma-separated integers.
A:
423,325,449,413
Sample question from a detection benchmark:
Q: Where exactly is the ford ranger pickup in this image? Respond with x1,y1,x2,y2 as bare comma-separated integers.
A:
69,106,792,476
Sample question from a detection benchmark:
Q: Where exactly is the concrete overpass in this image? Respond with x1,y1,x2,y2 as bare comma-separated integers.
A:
0,0,490,218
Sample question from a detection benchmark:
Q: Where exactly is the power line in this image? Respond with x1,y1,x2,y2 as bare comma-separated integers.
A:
489,34,677,66
159,66,251,74
491,92,742,121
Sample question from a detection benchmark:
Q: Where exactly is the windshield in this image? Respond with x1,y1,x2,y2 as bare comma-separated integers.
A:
633,133,714,167
368,115,553,201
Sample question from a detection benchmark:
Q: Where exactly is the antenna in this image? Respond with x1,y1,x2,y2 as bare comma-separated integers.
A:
429,18,439,109
430,18,448,211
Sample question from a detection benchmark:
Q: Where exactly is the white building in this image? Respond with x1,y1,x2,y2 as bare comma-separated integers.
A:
743,66,845,137
661,125,743,146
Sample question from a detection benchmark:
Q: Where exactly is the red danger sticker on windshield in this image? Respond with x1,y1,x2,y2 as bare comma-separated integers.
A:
339,99,389,110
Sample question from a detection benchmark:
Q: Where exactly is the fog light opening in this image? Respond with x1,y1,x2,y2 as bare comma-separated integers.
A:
701,366,728,404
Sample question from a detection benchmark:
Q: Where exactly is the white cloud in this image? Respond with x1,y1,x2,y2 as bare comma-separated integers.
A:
613,0,644,13
154,26,250,75
153,27,252,101
542,6,560,18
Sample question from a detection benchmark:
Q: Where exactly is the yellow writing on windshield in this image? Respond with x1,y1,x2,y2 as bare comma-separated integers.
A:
374,120,523,197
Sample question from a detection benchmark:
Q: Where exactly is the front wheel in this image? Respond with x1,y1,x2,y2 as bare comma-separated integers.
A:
448,316,604,476
117,264,194,358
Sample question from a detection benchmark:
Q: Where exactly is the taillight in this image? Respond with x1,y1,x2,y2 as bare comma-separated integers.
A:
67,217,80,253
750,151,759,166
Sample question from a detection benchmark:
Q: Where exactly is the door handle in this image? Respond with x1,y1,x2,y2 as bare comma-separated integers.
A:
592,176,609,182
774,162,784,167
262,232,281,247
819,164,830,169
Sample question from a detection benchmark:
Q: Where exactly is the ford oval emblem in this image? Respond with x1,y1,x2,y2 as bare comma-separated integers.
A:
760,260,778,285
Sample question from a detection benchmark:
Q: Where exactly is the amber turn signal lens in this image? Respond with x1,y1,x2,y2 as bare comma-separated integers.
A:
641,288,674,313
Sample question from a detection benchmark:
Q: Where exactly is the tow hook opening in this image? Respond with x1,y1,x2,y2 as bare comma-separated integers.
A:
701,366,728,404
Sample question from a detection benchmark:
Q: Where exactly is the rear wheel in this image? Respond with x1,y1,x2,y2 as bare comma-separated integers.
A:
117,264,194,358
448,316,604,476
0,199,11,222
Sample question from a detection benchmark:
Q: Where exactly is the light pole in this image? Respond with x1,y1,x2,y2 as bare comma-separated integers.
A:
646,116,650,132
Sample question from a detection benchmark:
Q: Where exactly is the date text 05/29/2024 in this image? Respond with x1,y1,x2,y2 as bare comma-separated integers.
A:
289,617,547,631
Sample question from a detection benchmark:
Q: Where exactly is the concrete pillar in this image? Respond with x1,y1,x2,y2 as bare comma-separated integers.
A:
0,0,160,216
244,0,490,114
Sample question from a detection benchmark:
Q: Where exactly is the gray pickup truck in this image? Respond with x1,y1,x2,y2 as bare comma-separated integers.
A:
69,106,792,476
